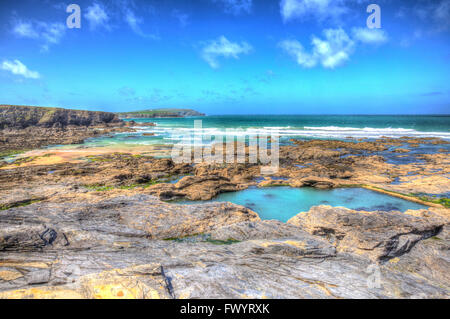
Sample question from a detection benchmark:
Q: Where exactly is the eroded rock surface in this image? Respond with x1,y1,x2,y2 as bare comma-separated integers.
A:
0,124,449,299
0,195,448,299
0,105,121,130
287,206,446,262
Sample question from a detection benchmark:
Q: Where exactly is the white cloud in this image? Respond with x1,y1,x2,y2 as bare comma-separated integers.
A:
110,0,159,39
397,0,450,33
434,0,450,22
420,0,450,32
125,9,143,34
280,0,350,23
395,1,450,47
201,36,253,69
124,8,159,39
12,20,66,52
279,28,355,69
352,27,388,44
13,21,39,38
172,10,189,27
1,60,40,79
84,2,110,30
40,22,66,44
213,0,252,15
278,40,317,68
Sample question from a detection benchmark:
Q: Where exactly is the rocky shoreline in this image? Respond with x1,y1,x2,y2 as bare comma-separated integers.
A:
0,114,449,299
0,194,448,298
0,105,151,158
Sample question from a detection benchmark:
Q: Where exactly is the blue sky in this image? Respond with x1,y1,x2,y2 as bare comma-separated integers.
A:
0,0,449,114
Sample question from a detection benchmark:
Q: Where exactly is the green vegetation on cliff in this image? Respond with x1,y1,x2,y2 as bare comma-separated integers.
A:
0,105,121,129
117,108,205,118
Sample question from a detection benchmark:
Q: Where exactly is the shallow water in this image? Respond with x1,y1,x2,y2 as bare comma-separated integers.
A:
72,115,450,149
198,187,427,222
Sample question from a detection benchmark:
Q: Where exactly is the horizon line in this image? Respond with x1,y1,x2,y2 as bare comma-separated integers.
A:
1,104,449,116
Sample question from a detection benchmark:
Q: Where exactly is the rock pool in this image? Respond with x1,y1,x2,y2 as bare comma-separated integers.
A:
184,187,428,222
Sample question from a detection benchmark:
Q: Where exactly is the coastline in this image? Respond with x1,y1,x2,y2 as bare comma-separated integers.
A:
3,0,450,301
0,108,449,299
1,114,449,207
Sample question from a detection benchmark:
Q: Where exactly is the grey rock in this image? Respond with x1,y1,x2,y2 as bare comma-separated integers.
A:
27,270,50,285
0,196,448,299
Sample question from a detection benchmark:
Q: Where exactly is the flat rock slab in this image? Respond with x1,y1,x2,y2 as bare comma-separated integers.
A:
288,205,446,262
0,195,449,298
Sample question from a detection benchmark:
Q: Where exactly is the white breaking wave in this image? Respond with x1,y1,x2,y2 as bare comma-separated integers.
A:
303,126,415,132
107,125,450,146
135,126,450,138
294,126,450,139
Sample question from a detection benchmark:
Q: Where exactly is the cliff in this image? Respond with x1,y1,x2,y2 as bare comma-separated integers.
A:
0,105,122,129
117,108,205,119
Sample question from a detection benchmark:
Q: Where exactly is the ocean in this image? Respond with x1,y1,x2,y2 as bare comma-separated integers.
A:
81,114,450,148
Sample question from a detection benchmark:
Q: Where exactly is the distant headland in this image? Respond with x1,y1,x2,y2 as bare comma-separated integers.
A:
117,108,205,119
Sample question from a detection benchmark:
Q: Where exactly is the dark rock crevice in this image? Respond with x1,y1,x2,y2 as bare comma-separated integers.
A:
380,225,444,262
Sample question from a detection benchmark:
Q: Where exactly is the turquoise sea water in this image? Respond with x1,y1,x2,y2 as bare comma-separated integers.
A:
143,114,450,133
204,187,427,222
78,115,450,149
40,115,439,219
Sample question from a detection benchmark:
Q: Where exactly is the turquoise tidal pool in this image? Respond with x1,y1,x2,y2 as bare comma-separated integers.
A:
189,187,428,222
